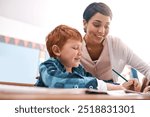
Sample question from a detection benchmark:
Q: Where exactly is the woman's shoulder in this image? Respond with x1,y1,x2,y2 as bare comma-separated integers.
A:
107,35,124,46
107,35,121,42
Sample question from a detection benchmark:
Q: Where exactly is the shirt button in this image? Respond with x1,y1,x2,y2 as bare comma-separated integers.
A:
74,85,78,88
89,86,93,89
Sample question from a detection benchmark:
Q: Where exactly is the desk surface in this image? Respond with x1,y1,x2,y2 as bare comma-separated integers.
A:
0,84,150,100
0,81,34,87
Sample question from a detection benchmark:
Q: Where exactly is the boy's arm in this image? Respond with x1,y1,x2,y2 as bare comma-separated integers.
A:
39,62,98,89
106,83,125,90
78,65,123,91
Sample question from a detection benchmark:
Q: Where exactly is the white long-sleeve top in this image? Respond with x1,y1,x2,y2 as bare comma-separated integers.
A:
81,35,150,82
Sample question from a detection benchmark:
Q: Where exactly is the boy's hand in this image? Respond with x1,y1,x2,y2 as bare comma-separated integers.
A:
122,79,141,92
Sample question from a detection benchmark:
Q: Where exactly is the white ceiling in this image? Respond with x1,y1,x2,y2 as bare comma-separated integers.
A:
0,0,105,30
0,0,47,27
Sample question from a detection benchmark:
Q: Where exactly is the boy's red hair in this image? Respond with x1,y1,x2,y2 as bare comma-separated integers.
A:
46,25,82,57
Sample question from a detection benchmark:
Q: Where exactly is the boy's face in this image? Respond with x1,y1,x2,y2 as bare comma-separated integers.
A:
59,39,82,72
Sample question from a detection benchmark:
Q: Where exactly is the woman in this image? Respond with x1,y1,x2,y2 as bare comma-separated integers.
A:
81,2,150,84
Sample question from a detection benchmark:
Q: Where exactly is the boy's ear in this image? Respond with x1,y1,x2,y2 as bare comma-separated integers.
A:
52,45,61,57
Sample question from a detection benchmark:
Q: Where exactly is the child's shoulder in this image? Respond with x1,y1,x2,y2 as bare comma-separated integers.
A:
40,57,59,66
41,57,64,69
43,57,57,63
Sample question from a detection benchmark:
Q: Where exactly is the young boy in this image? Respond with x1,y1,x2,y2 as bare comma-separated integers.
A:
35,25,139,92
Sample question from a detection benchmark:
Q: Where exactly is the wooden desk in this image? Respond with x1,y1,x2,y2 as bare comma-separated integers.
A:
0,81,34,87
0,84,150,100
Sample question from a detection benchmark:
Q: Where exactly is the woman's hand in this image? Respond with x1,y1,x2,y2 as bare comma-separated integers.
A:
122,79,141,92
143,86,150,93
140,77,150,92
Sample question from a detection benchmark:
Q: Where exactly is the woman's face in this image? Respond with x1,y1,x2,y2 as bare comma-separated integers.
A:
83,12,111,42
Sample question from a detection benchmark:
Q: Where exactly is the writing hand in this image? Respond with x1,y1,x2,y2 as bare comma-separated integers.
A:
122,79,141,92
143,86,150,93
140,77,150,92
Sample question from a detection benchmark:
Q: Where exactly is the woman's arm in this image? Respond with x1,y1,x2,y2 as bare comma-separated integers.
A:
112,36,150,80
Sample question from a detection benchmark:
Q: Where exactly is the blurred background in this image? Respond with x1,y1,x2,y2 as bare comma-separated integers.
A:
0,0,150,83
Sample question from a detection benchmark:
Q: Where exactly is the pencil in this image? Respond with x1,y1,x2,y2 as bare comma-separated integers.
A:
112,69,128,82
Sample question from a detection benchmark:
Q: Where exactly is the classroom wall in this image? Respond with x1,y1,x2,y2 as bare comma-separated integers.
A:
0,16,47,44
0,16,47,83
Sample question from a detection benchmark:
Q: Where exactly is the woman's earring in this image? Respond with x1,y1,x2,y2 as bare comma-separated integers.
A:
84,27,86,33
83,20,87,33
